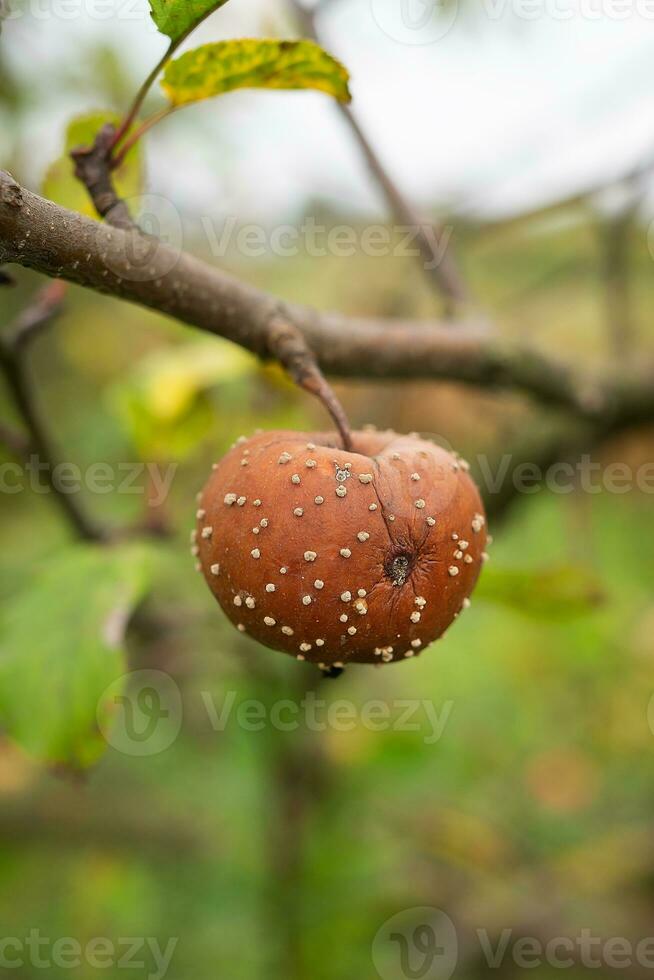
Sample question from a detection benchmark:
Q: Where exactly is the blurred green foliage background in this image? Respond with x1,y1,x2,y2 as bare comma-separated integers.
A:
2,7,654,980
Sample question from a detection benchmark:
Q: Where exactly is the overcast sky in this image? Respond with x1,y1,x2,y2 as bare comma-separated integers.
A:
4,0,654,223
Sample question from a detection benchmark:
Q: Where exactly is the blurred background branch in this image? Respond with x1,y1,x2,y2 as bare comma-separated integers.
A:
288,0,473,318
0,279,106,541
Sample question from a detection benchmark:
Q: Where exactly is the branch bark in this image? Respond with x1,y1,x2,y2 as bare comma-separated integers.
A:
70,123,135,230
1,171,653,435
70,130,356,450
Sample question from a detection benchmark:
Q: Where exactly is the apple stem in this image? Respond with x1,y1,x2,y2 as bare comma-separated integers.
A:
301,369,354,453
267,317,354,452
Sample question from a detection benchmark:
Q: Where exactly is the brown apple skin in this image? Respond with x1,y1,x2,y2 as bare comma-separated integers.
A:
194,429,487,666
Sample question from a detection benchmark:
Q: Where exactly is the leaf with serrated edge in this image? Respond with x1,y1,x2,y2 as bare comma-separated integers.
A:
0,544,152,769
148,0,230,44
162,39,351,107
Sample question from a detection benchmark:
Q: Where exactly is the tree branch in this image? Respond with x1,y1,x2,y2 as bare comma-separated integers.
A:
7,278,67,349
289,0,471,315
0,278,107,541
70,123,135,230
597,203,638,359
68,130,356,450
1,171,653,436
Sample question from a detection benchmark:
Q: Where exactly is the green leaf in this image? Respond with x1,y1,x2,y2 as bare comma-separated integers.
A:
109,339,257,461
0,544,152,769
476,563,605,620
41,111,143,218
148,0,230,45
161,39,351,108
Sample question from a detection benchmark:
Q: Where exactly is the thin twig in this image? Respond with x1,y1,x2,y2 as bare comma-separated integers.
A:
597,202,638,359
290,0,471,315
0,282,106,541
9,279,67,349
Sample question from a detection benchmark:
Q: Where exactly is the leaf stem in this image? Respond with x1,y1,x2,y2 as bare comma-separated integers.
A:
110,44,174,155
111,106,177,170
110,105,179,170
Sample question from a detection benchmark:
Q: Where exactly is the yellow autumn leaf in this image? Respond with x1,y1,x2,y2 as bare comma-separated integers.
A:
139,341,256,421
161,39,351,107
110,339,257,461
